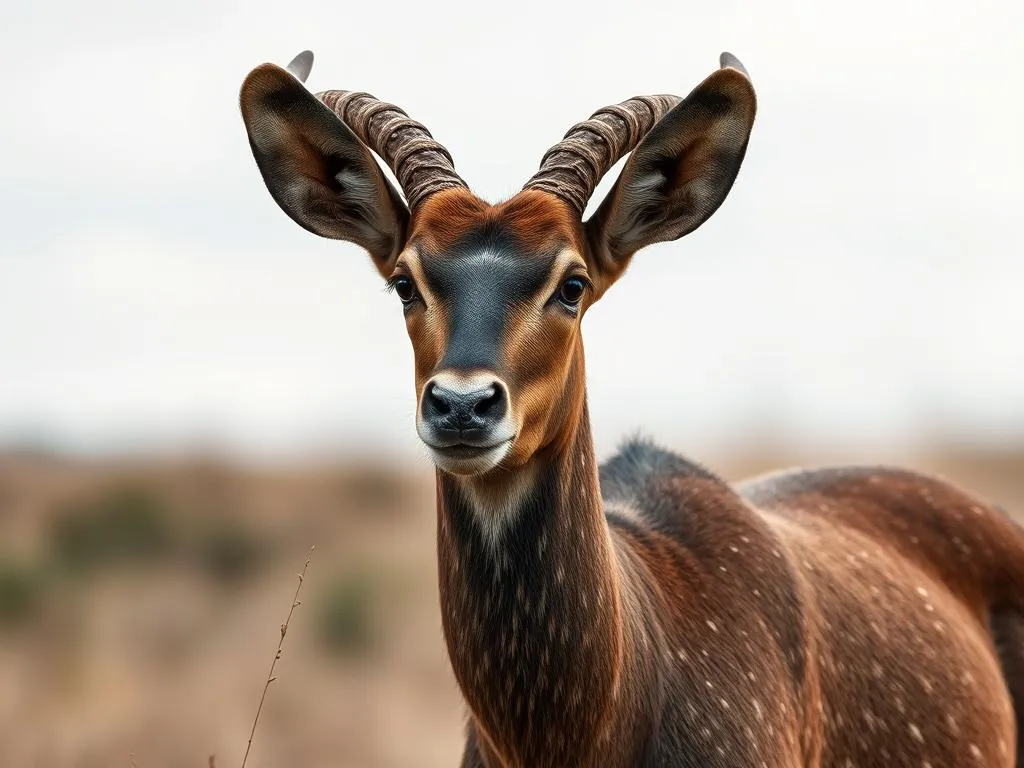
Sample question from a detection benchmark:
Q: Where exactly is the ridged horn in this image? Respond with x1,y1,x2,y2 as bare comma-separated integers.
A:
524,52,751,215
300,51,467,211
523,95,680,215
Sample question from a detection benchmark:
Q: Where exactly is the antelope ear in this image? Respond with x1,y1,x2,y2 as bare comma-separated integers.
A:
586,54,756,277
240,58,409,274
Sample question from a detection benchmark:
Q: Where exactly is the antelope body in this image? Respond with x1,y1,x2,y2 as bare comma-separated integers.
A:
240,50,1024,767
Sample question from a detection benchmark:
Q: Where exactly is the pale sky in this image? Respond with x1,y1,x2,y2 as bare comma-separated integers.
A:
1,0,1022,460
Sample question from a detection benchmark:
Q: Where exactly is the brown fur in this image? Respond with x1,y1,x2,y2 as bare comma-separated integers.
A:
443,419,1023,766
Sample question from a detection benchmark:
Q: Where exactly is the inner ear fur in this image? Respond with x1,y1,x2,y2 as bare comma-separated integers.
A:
239,63,409,273
586,66,756,279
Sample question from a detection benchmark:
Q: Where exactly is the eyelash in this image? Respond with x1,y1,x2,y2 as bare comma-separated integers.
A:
565,274,593,292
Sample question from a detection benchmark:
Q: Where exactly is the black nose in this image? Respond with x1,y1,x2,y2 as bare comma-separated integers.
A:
422,380,507,443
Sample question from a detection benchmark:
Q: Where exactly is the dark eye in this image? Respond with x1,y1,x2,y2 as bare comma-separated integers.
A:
392,276,417,304
558,277,587,307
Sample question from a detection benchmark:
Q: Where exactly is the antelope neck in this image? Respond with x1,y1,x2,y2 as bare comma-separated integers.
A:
435,405,626,765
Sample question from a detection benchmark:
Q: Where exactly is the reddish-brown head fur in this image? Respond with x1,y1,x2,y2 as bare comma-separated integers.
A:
240,51,1024,768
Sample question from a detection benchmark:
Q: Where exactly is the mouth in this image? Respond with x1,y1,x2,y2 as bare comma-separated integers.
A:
428,439,513,459
423,437,515,475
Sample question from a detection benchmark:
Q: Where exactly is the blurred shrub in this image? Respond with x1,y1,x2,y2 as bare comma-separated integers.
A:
49,485,174,572
315,569,380,656
44,481,276,589
341,467,413,513
0,558,46,628
193,522,267,585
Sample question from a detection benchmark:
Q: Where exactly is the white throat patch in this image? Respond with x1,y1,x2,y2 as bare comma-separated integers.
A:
460,465,540,552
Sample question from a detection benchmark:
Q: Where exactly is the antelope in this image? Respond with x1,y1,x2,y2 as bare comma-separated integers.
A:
239,50,1024,767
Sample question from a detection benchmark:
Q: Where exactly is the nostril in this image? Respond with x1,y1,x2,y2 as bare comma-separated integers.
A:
473,385,506,420
426,383,451,416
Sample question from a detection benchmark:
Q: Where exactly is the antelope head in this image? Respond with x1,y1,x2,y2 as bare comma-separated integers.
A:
240,51,756,479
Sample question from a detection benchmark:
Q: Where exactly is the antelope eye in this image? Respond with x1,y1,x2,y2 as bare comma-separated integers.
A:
559,277,587,307
392,276,417,303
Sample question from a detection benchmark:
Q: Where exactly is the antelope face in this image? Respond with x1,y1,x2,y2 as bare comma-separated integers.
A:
393,190,590,475
240,51,756,478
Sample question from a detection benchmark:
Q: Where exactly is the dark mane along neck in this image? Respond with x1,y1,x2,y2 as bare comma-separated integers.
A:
436,406,630,766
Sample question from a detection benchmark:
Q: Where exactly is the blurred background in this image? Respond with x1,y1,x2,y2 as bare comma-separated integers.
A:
1,0,1022,765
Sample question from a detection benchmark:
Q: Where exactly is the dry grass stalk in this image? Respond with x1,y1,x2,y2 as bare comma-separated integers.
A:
240,546,315,768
